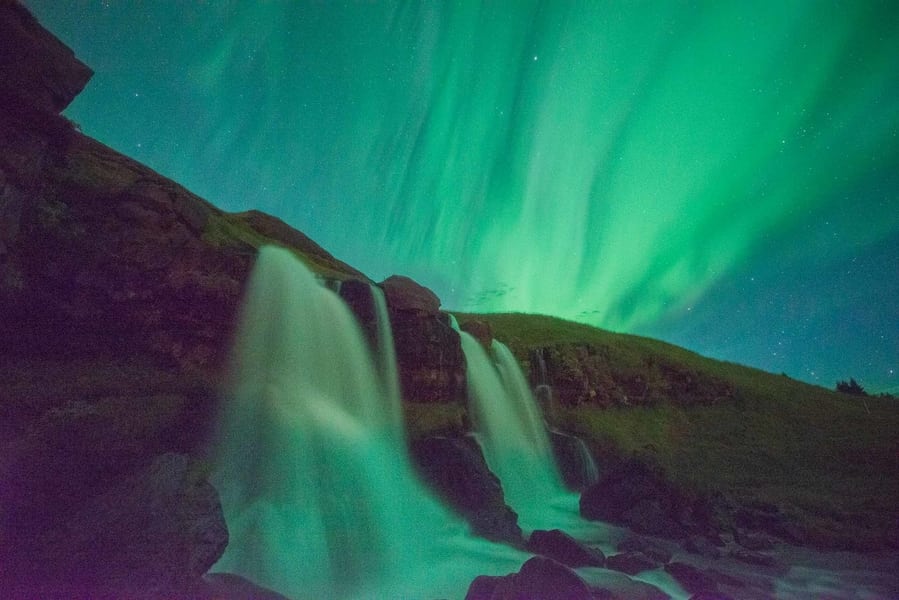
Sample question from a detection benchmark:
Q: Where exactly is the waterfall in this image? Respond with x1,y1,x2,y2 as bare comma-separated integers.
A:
457,331,567,530
370,285,401,412
211,247,525,599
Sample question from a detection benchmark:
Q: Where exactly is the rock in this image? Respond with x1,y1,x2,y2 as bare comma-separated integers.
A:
380,274,441,313
0,0,93,115
734,529,775,551
683,534,722,558
466,556,593,600
198,573,292,600
616,535,673,564
549,429,599,491
605,551,658,575
729,548,779,568
591,570,671,600
525,529,605,568
580,459,690,538
389,308,466,403
3,453,227,598
461,318,493,349
464,575,504,600
410,435,522,545
663,562,719,596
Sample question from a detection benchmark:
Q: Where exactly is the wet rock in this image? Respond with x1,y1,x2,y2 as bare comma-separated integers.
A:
198,573,292,600
410,435,522,545
465,556,593,600
525,529,605,568
734,529,776,551
591,570,671,600
664,562,719,596
461,318,494,349
605,551,658,575
729,548,779,568
465,575,505,600
616,535,673,564
549,429,599,491
683,534,722,558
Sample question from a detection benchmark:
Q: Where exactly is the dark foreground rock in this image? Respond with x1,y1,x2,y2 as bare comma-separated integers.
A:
465,556,593,600
411,435,522,545
526,529,605,568
580,458,711,539
1,453,227,599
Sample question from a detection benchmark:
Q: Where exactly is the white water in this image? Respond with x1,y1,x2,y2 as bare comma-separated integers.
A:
458,330,585,533
370,285,401,413
211,247,526,599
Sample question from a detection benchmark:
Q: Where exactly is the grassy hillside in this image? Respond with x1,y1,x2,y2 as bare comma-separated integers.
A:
455,312,899,549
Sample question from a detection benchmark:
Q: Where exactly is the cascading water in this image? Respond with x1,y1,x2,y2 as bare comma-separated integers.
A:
370,285,401,410
457,330,569,530
211,246,525,599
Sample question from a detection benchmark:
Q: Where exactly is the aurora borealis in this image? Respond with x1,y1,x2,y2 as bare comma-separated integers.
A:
25,1,898,393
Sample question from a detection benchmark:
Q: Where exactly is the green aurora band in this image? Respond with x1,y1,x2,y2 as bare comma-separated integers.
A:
27,0,899,391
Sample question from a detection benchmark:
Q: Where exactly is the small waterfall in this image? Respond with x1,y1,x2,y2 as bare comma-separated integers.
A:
457,331,566,529
211,247,525,599
370,285,401,409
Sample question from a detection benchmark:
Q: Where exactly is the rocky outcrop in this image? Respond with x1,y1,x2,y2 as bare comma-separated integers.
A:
524,343,734,407
525,529,605,568
380,276,466,403
548,429,599,491
580,458,712,539
2,453,227,599
0,1,92,115
460,318,494,349
465,556,593,600
410,435,522,545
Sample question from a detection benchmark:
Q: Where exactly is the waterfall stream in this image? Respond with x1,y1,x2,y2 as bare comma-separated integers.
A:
210,246,525,599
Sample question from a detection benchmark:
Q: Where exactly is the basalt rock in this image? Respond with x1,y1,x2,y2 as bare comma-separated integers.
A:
2,453,227,599
380,276,466,403
580,458,712,539
410,435,522,545
461,318,494,349
525,529,605,568
465,556,593,600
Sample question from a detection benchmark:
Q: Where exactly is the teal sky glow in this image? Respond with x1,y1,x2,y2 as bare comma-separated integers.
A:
26,1,899,392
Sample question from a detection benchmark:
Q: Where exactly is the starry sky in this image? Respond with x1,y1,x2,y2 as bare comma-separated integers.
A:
25,1,898,393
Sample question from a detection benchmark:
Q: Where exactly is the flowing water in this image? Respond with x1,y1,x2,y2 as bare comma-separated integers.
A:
211,246,525,599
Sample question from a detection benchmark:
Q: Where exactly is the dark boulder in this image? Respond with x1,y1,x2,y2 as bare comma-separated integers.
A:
580,458,701,538
663,562,719,596
591,570,671,600
616,535,673,564
549,429,599,491
465,556,593,600
525,529,604,568
198,573,293,600
605,551,658,575
683,534,722,558
410,435,522,545
381,274,441,312
461,318,494,349
3,453,227,599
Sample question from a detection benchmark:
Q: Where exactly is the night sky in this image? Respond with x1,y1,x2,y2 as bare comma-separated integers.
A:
25,1,898,393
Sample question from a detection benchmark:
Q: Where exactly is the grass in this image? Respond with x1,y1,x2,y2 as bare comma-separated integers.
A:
452,311,899,546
